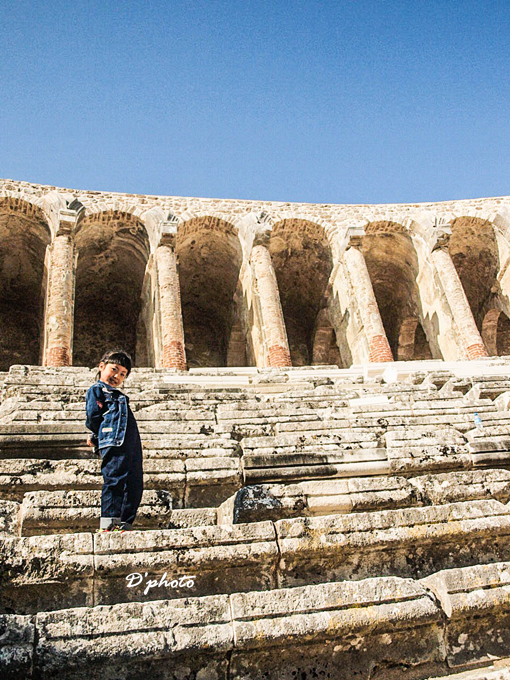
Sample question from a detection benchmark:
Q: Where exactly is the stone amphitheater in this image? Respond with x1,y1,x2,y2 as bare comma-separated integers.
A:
3,178,510,679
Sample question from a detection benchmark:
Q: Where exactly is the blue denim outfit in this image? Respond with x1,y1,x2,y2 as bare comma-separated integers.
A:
85,380,143,529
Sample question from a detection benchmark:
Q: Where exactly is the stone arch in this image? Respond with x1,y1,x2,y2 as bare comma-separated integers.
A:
177,216,243,368
482,309,510,356
449,216,500,332
362,221,434,359
269,218,334,366
397,317,433,361
0,198,52,369
312,308,342,366
73,210,151,366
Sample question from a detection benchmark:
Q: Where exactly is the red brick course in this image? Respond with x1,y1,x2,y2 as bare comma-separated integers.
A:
466,342,489,360
267,344,292,368
46,347,71,367
162,341,186,371
368,335,394,363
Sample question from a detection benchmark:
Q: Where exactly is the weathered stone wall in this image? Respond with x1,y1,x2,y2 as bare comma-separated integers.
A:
1,178,510,370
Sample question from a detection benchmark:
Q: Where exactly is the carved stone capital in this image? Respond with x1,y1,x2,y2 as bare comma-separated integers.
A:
159,220,178,248
57,208,80,236
431,226,452,252
253,225,272,248
344,225,366,251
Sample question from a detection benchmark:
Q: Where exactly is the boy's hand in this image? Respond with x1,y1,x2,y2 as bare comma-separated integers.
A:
86,435,95,447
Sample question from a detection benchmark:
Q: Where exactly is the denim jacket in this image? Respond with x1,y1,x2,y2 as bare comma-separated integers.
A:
85,380,129,449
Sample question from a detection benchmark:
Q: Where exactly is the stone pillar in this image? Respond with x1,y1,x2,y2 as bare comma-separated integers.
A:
44,209,78,367
250,230,292,368
156,223,187,370
343,229,393,362
431,230,488,360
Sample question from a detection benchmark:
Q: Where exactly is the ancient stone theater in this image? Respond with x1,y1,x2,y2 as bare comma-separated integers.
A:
3,177,510,679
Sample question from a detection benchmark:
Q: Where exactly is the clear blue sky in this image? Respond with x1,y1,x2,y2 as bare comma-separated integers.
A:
1,0,509,204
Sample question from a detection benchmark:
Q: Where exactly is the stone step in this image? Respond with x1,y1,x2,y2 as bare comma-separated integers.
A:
0,576,432,680
142,439,238,456
0,437,238,460
243,447,391,483
19,466,510,536
420,562,510,670
6,404,217,422
4,360,510,385
2,500,510,615
2,434,508,501
273,499,510,589
1,383,505,430
18,398,499,423
0,521,277,613
0,457,241,507
0,420,233,436
218,469,510,524
241,440,510,484
240,431,381,451
1,496,218,538
19,489,173,535
4,565,510,679
388,439,510,475
18,490,217,536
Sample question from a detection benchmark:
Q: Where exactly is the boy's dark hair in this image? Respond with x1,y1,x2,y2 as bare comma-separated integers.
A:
96,349,132,379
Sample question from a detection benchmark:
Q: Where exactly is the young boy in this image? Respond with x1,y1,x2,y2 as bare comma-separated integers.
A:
85,350,143,532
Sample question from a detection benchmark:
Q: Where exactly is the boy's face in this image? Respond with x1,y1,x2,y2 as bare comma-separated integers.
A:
99,362,128,388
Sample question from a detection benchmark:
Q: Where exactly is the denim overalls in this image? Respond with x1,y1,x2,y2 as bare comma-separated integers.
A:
85,380,143,529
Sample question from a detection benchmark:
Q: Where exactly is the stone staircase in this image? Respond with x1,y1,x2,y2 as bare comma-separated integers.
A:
3,361,510,678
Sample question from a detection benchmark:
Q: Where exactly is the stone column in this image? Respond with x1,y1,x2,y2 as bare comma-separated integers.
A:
431,230,488,360
250,230,292,367
44,209,78,367
156,223,187,370
343,229,393,362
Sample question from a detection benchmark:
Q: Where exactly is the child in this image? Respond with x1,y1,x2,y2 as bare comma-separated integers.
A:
85,349,144,532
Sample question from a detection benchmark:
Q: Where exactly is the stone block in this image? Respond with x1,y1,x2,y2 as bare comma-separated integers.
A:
1,523,278,612
93,523,278,606
34,594,233,679
275,500,510,587
218,483,309,524
409,469,510,505
0,533,94,614
167,507,217,528
20,489,174,535
184,456,242,507
230,577,442,679
421,562,510,669
0,613,34,680
0,458,186,504
0,459,101,500
242,447,390,484
0,500,20,536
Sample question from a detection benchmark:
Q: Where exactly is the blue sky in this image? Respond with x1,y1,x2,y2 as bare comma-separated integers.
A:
1,0,509,204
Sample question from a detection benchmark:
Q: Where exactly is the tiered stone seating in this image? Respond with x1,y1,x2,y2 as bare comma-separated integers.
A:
3,360,510,678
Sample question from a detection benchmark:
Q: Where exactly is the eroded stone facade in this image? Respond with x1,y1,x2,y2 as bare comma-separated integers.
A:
1,178,510,373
